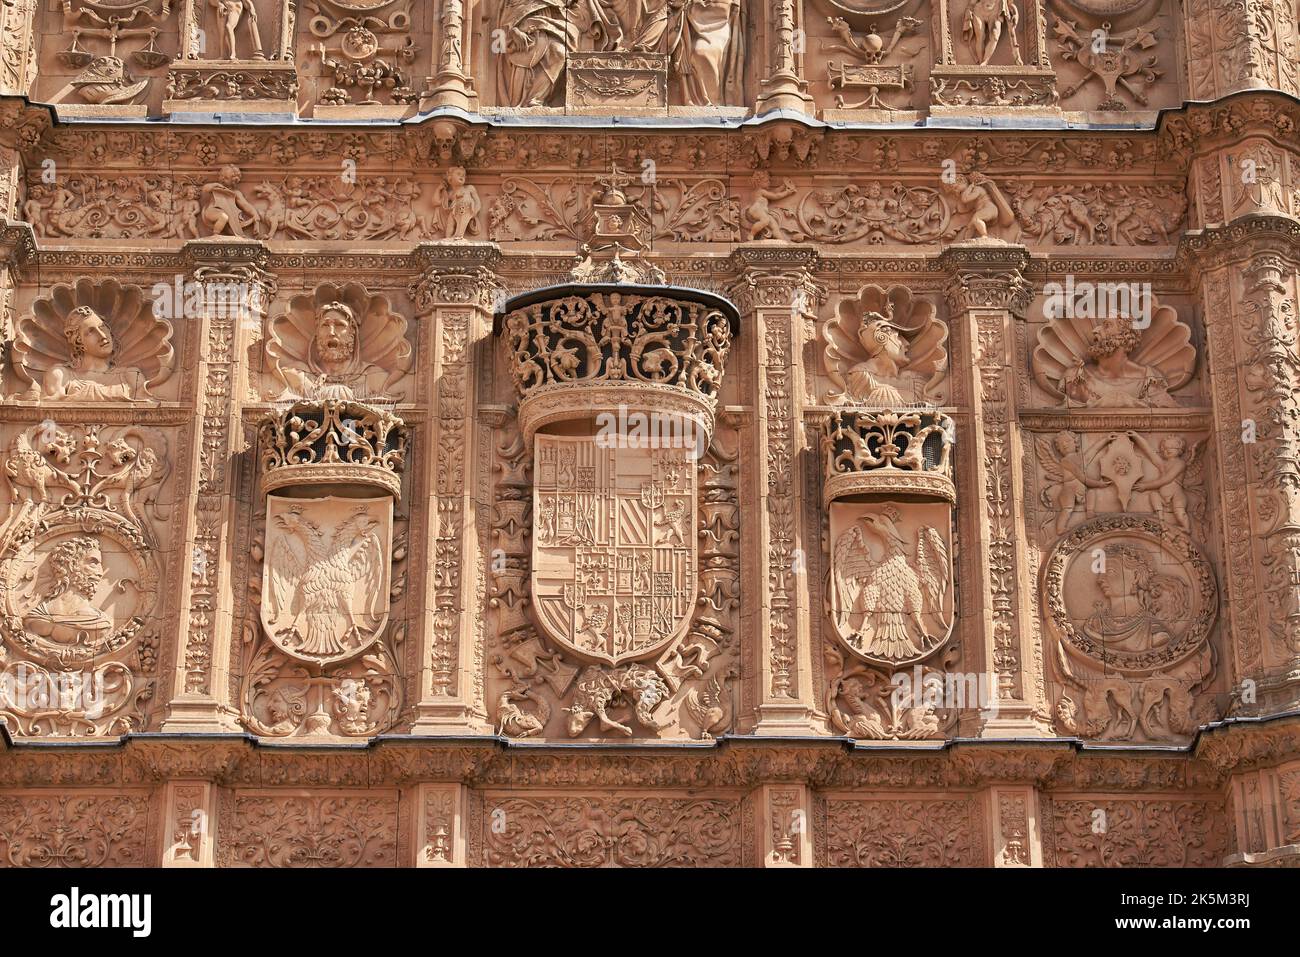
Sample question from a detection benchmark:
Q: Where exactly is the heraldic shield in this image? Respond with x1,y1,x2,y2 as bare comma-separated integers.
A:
532,434,697,666
828,501,955,668
261,495,393,666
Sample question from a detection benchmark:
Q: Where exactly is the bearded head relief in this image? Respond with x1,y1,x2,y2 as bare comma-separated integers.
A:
23,536,113,645
312,301,361,372
1033,295,1196,408
267,282,412,402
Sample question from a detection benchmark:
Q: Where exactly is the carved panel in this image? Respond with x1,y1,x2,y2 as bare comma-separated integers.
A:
217,790,400,866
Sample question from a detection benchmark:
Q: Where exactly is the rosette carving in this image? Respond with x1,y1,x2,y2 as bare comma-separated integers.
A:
258,399,408,497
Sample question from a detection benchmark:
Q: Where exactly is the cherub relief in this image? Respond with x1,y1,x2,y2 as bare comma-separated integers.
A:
11,278,175,402
941,172,1019,241
266,282,412,401
1032,301,1196,408
433,165,481,240
1038,430,1205,533
201,165,261,238
743,170,798,241
822,284,948,406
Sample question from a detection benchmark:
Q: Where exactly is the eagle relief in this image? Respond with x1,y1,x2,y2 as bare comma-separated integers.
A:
531,434,696,666
829,501,954,666
261,495,393,666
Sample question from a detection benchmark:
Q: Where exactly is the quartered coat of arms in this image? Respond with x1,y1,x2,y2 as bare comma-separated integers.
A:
829,501,954,666
532,435,696,666
261,495,393,666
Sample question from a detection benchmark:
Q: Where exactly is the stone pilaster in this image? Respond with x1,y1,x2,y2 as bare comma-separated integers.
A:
163,239,275,732
0,0,38,96
411,782,470,866
408,243,501,733
755,783,813,866
424,0,477,111
987,785,1043,867
727,245,822,734
1188,220,1300,714
160,780,218,867
940,242,1050,736
1183,0,1300,100
754,0,814,114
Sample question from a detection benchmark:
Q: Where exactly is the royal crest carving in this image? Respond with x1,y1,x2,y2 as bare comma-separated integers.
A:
11,278,175,402
532,436,696,667
830,502,953,665
260,495,392,666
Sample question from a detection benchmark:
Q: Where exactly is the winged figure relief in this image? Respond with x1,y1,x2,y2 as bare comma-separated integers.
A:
265,503,387,660
832,506,950,662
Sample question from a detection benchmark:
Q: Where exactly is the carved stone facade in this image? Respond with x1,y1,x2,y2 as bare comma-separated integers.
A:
1,1,1299,868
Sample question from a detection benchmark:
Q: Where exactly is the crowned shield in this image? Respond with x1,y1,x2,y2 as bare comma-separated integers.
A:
532,435,697,666
828,501,954,667
261,495,393,666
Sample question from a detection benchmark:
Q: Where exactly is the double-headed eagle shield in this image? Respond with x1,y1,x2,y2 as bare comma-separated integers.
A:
532,435,697,666
261,495,393,666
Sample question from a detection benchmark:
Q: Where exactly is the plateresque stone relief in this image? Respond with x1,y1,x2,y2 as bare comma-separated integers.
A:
1,0,1299,870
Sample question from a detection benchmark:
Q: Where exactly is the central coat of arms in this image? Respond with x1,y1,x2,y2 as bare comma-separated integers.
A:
532,435,696,665
261,495,393,666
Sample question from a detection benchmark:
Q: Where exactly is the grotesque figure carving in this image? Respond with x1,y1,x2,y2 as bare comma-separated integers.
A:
823,284,948,406
1033,299,1196,408
266,282,412,401
12,279,175,402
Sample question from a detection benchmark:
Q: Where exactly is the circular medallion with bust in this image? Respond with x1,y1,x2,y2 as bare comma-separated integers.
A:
38,306,150,401
280,301,394,402
20,536,114,648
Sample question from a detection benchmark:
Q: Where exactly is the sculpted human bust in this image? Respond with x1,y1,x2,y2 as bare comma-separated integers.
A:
23,536,113,646
284,301,391,401
36,305,148,401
